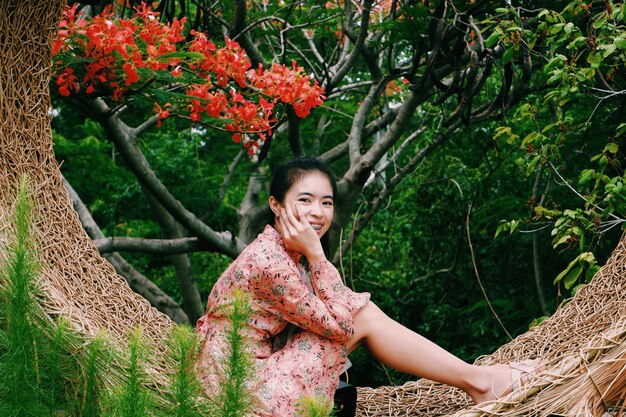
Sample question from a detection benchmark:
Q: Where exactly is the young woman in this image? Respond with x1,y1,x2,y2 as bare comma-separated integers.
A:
195,157,538,416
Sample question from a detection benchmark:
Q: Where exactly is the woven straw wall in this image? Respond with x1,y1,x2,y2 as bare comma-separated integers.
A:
0,1,624,416
356,237,626,416
0,0,173,344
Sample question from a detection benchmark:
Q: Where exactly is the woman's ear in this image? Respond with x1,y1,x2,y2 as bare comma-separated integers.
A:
268,196,281,217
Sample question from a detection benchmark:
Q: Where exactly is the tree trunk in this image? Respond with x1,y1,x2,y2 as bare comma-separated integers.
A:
144,189,204,323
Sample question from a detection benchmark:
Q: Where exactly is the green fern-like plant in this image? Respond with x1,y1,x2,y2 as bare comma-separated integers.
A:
75,332,112,417
0,175,52,416
0,176,264,417
166,324,211,417
213,290,256,417
47,316,83,415
103,327,158,417
296,395,335,417
0,176,110,417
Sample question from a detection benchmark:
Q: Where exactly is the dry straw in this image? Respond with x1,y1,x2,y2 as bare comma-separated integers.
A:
0,1,624,416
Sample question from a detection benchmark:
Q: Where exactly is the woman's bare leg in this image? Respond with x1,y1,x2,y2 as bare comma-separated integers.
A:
347,302,515,404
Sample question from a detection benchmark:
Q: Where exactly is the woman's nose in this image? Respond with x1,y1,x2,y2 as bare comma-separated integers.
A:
309,202,323,217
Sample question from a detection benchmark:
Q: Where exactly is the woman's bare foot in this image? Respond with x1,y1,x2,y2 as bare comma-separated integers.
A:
467,359,542,405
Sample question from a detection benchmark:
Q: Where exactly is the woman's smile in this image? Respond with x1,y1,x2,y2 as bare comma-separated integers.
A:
279,172,334,238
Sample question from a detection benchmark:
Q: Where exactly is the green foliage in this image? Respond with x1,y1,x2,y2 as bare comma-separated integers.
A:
345,135,550,387
78,334,110,417
295,395,334,417
0,176,55,416
0,177,262,416
165,325,212,417
553,251,600,293
52,114,246,301
103,328,158,417
213,290,255,417
490,1,626,298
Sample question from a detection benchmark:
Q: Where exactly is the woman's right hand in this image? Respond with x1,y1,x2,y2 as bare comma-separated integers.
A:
277,203,326,264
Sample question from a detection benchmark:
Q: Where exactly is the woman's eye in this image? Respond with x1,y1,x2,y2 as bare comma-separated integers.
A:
323,201,333,206
299,198,311,203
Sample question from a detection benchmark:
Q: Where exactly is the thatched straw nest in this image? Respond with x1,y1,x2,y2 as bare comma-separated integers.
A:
1,1,624,415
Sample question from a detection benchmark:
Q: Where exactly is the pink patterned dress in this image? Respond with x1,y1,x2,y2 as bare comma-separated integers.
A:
196,225,370,416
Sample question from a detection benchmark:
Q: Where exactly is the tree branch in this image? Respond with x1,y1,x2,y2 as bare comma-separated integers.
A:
532,165,550,316
94,236,207,254
329,0,374,90
86,97,246,259
334,121,459,262
62,175,189,323
143,188,205,323
347,79,386,164
231,0,269,68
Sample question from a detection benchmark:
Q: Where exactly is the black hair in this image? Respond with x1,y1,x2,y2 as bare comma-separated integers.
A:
269,157,337,204
246,157,337,257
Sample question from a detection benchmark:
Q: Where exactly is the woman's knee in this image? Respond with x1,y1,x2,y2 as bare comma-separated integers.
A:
348,301,386,351
355,301,385,323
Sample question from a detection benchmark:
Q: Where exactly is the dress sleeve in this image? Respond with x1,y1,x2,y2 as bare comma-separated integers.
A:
253,255,369,343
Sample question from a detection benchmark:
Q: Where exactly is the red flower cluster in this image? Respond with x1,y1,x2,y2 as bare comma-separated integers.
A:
189,33,250,88
247,61,325,118
52,3,325,154
54,4,185,97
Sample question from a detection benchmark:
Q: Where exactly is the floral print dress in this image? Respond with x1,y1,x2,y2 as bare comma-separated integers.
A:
196,225,370,416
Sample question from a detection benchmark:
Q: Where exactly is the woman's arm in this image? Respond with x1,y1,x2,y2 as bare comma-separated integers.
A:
252,253,368,343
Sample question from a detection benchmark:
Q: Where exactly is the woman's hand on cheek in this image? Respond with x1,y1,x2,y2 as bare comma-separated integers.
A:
279,203,326,263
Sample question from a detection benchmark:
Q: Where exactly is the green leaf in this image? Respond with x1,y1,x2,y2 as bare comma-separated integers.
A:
593,17,607,29
554,252,599,288
553,256,579,284
554,216,568,228
579,67,596,80
529,316,548,328
548,23,564,34
564,22,575,33
603,43,617,58
564,209,577,219
604,142,618,154
578,169,595,185
585,264,600,282
567,36,587,49
521,131,539,147
553,234,571,248
599,155,608,166
502,47,515,64
570,226,583,237
486,32,500,48
563,264,583,289
544,54,567,73
526,155,541,175
587,51,601,69
495,222,506,238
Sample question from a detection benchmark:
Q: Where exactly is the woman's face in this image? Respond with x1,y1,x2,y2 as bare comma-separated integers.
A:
271,171,334,238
